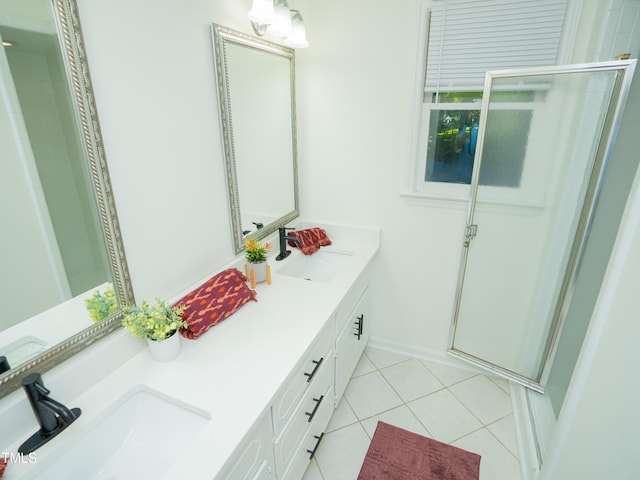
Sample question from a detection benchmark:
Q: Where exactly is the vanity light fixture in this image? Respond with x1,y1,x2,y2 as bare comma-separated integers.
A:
247,0,309,48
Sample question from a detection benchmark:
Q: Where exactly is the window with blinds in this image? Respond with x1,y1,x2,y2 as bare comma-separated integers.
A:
416,0,568,189
426,0,568,93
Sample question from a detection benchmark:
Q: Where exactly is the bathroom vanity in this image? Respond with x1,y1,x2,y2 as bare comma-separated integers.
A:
1,223,379,480
220,240,373,480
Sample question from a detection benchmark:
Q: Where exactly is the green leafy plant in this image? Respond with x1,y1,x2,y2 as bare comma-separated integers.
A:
84,284,119,323
121,299,187,342
245,238,272,263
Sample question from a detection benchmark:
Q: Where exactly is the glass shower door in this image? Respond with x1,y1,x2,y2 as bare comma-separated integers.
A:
449,61,636,391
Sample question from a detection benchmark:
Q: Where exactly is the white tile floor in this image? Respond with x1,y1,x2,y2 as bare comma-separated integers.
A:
302,347,522,480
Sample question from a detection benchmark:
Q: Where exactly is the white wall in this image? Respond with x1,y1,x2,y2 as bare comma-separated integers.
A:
76,0,254,303
296,0,467,354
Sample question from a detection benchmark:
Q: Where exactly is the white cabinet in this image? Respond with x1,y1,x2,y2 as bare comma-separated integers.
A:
273,324,334,479
335,286,371,402
275,361,333,479
216,411,275,480
217,268,373,480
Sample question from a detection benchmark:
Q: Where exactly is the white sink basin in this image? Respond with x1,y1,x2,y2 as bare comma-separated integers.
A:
278,250,352,282
29,386,210,480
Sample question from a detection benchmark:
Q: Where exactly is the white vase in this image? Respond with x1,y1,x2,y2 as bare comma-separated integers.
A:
247,261,268,283
146,331,181,362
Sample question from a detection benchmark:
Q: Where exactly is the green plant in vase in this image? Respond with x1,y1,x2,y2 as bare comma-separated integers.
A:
245,238,271,264
245,238,272,286
85,283,119,323
121,299,187,342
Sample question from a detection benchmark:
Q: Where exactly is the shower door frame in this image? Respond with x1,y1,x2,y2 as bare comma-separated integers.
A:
448,59,637,393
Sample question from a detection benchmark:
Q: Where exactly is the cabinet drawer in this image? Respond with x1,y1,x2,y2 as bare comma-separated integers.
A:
279,385,335,480
272,325,334,434
274,355,333,477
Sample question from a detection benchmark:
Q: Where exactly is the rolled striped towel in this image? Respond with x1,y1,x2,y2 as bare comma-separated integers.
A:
175,268,257,339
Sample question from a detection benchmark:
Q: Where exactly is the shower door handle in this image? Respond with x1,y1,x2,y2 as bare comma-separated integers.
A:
464,224,478,247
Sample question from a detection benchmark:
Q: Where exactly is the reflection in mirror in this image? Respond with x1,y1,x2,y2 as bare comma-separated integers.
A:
212,24,299,254
0,0,134,398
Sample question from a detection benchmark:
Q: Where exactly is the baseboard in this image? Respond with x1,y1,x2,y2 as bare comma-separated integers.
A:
367,336,490,374
526,389,556,467
511,383,542,480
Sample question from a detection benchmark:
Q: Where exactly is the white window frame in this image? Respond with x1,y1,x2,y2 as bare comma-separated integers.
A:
417,91,549,208
403,0,578,209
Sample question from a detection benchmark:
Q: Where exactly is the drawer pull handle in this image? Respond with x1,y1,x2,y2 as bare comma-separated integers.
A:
306,432,325,460
305,395,325,422
304,357,324,382
354,314,364,340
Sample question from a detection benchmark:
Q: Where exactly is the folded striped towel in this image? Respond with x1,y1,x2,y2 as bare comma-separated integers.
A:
287,228,332,255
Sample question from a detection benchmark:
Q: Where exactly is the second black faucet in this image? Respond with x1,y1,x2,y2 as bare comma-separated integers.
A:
276,226,302,261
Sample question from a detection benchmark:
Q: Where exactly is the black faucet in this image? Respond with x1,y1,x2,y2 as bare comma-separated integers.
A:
19,373,81,454
0,356,10,374
276,226,302,261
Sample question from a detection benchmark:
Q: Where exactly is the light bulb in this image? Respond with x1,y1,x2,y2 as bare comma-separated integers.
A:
267,0,292,37
247,0,274,25
284,10,309,48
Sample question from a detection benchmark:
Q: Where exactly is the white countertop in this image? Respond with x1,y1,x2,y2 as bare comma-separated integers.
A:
3,223,379,480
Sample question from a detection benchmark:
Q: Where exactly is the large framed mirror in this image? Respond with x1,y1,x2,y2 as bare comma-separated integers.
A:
0,0,134,398
211,24,299,254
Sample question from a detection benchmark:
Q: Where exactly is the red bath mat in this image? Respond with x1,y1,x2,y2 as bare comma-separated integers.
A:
358,422,481,480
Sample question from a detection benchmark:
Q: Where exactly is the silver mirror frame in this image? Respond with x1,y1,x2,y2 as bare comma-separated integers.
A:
211,24,300,254
0,0,135,398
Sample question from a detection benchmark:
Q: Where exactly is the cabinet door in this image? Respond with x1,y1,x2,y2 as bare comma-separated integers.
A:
216,412,275,480
335,287,371,401
251,461,271,480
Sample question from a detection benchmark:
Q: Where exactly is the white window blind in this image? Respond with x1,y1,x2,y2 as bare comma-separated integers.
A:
426,0,567,93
